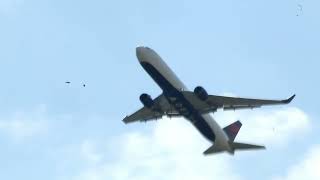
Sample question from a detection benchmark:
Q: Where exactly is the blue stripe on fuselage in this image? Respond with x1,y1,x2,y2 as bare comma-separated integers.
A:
141,62,216,142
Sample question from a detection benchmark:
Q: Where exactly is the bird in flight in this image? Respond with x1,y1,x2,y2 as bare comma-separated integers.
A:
65,81,86,87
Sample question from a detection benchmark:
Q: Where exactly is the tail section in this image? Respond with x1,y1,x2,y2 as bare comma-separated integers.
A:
203,120,265,156
223,120,242,142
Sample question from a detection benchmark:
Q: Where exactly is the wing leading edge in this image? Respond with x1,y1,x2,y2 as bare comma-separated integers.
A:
182,91,295,113
209,94,296,111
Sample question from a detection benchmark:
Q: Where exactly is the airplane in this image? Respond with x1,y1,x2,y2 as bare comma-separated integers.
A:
123,46,295,155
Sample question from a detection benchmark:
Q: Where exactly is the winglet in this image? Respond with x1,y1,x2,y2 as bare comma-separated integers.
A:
282,94,296,104
123,116,130,124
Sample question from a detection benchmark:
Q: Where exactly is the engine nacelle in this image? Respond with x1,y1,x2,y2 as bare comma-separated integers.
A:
140,93,154,108
194,86,208,101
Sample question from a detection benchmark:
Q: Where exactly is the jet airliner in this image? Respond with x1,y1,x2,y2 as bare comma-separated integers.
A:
123,46,295,155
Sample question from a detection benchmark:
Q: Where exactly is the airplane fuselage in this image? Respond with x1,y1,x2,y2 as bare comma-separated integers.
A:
136,47,231,152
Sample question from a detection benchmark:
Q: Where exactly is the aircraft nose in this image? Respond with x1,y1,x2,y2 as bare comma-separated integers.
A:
136,46,146,62
136,46,155,62
136,46,143,55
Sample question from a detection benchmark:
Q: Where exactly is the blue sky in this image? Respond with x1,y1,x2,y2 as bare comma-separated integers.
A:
0,0,319,179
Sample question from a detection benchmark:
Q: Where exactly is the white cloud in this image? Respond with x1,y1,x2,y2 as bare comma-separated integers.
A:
73,119,241,180
68,107,311,180
0,105,49,141
273,145,320,180
80,140,103,164
215,107,310,146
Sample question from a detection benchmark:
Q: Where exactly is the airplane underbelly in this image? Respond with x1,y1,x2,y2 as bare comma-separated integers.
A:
166,96,215,142
202,114,230,148
190,116,216,142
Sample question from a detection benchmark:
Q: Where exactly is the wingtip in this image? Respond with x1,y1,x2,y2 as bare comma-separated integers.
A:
261,145,267,150
122,116,129,124
283,94,296,104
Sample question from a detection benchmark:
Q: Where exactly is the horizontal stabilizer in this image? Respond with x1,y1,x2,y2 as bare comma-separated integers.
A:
203,142,265,155
203,145,224,155
231,142,266,151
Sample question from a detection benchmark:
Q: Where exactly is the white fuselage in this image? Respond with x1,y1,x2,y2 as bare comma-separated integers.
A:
136,46,232,152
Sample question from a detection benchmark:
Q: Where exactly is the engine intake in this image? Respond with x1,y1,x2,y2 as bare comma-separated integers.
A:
194,86,208,101
140,93,154,108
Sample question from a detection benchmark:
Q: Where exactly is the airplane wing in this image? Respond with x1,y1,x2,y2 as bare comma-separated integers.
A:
182,91,295,113
123,94,179,124
207,94,296,110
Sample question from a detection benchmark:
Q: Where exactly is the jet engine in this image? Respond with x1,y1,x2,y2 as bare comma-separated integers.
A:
194,86,208,101
140,93,154,108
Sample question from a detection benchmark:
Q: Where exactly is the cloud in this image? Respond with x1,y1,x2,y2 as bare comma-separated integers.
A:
0,105,49,141
80,140,103,164
215,107,310,146
273,145,320,180
73,118,241,180
68,107,311,180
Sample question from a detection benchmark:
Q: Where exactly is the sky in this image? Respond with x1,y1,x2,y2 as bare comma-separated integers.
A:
0,0,319,179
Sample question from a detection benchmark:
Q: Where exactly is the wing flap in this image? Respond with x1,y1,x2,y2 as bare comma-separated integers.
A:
223,105,261,111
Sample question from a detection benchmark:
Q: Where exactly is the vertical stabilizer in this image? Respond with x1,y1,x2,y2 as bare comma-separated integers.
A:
223,121,242,142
